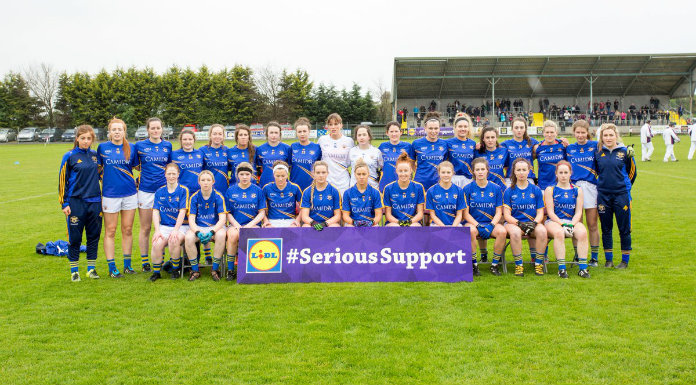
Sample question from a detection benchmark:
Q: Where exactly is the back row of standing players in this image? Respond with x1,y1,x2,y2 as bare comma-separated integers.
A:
60,111,636,281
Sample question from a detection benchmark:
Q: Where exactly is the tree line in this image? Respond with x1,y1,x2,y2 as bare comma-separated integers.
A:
0,64,386,132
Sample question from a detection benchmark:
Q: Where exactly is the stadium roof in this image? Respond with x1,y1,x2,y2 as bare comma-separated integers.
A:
393,54,696,100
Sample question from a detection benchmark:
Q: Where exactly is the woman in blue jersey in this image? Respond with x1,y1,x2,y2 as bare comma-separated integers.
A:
58,125,102,281
594,124,637,269
289,117,322,191
426,161,467,227
200,124,230,194
503,158,548,277
413,111,448,191
447,113,477,188
134,117,172,273
172,129,204,194
184,170,228,281
227,124,257,185
98,117,138,278
300,161,342,230
149,163,189,281
224,162,266,280
262,161,302,228
378,121,415,192
476,126,508,187
543,161,589,279
342,158,383,227
256,121,291,187
463,158,507,276
501,117,539,186
567,119,601,266
533,120,566,191
383,152,425,227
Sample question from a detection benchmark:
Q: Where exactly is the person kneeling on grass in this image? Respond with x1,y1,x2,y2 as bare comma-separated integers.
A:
342,158,383,227
543,161,590,279
463,157,507,277
185,170,228,282
225,162,266,280
503,158,548,277
383,152,425,227
426,161,467,227
300,161,342,230
149,163,189,281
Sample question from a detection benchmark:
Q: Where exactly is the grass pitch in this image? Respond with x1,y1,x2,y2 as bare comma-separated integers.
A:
0,136,694,384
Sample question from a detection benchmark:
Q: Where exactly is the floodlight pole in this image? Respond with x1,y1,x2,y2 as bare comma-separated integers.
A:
489,77,499,120
690,72,693,121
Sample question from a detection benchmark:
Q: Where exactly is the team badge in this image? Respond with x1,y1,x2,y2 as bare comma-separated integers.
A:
310,150,315,155
91,156,97,162
410,192,416,198
70,216,79,224
178,155,184,160
251,193,256,198
530,193,535,198
77,159,82,164
145,147,151,152
246,238,283,273
489,192,494,197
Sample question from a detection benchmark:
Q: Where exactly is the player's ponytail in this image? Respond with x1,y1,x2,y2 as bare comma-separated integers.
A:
108,117,130,160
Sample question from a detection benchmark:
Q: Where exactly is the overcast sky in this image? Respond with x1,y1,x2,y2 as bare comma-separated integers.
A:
2,0,694,94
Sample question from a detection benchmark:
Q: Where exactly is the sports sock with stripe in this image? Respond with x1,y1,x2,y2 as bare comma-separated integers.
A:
621,252,630,264
107,259,117,272
605,249,613,262
472,252,477,266
141,254,149,266
492,252,502,266
69,260,79,274
123,254,132,269
590,246,599,260
213,257,221,271
190,257,199,272
153,263,161,274
172,258,181,270
514,254,523,266
87,258,96,272
227,254,235,271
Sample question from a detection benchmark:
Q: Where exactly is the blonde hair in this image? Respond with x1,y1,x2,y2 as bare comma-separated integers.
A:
437,161,454,172
208,124,225,146
542,120,558,133
453,113,473,139
353,158,369,173
597,123,621,150
198,170,215,183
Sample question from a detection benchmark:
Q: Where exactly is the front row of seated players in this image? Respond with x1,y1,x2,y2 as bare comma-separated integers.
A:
149,154,590,282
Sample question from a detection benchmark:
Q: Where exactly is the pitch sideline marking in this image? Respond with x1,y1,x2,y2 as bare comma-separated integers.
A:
0,192,54,204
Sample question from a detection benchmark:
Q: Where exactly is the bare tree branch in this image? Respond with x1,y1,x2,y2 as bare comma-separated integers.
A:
254,65,282,121
24,63,58,127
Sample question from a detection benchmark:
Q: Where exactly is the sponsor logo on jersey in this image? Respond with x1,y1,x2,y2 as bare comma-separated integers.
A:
246,238,282,273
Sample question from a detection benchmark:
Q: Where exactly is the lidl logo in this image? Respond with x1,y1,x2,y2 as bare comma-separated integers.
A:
246,238,282,273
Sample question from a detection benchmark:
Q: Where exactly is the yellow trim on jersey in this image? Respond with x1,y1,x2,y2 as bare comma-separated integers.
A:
476,209,494,221
59,162,68,205
576,164,598,178
114,166,135,180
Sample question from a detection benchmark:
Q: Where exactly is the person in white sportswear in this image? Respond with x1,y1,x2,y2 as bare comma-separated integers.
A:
349,125,383,189
688,122,696,160
663,122,680,162
317,113,354,195
640,120,654,161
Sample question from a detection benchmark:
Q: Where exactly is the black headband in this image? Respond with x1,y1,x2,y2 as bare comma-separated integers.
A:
236,166,253,175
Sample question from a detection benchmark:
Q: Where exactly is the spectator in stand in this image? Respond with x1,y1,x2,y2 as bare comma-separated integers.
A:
614,99,619,112
620,111,627,125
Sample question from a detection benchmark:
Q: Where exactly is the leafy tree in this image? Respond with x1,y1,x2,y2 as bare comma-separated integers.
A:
278,69,313,121
0,72,40,128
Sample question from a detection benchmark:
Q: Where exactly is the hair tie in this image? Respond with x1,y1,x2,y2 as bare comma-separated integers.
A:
425,118,440,124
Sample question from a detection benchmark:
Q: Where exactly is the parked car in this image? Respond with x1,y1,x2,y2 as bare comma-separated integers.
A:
39,128,64,142
61,128,76,142
0,128,17,142
93,127,106,141
134,126,148,141
163,126,174,139
17,127,41,142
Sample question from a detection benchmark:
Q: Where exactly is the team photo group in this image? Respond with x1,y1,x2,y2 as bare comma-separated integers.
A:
59,110,637,283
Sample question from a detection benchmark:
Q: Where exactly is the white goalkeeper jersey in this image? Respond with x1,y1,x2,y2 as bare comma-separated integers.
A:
317,134,354,194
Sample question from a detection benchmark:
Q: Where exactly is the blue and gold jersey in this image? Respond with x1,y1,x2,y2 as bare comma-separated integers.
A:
172,148,204,194
58,147,101,208
255,142,291,187
341,184,383,222
382,181,426,222
378,141,415,192
595,145,637,194
134,139,172,193
503,184,544,222
446,137,476,179
412,137,448,191
566,141,598,184
225,183,266,226
188,190,226,228
463,181,503,224
289,142,322,191
426,183,467,226
200,144,230,193
550,185,578,220
263,182,302,220
536,142,566,190
502,138,538,178
227,146,257,185
301,184,341,223
97,141,137,198
153,184,189,227
479,147,508,187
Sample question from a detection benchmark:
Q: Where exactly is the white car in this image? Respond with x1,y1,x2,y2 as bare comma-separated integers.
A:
17,127,40,142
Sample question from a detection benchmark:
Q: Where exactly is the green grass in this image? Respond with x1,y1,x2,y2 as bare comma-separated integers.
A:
0,137,694,384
